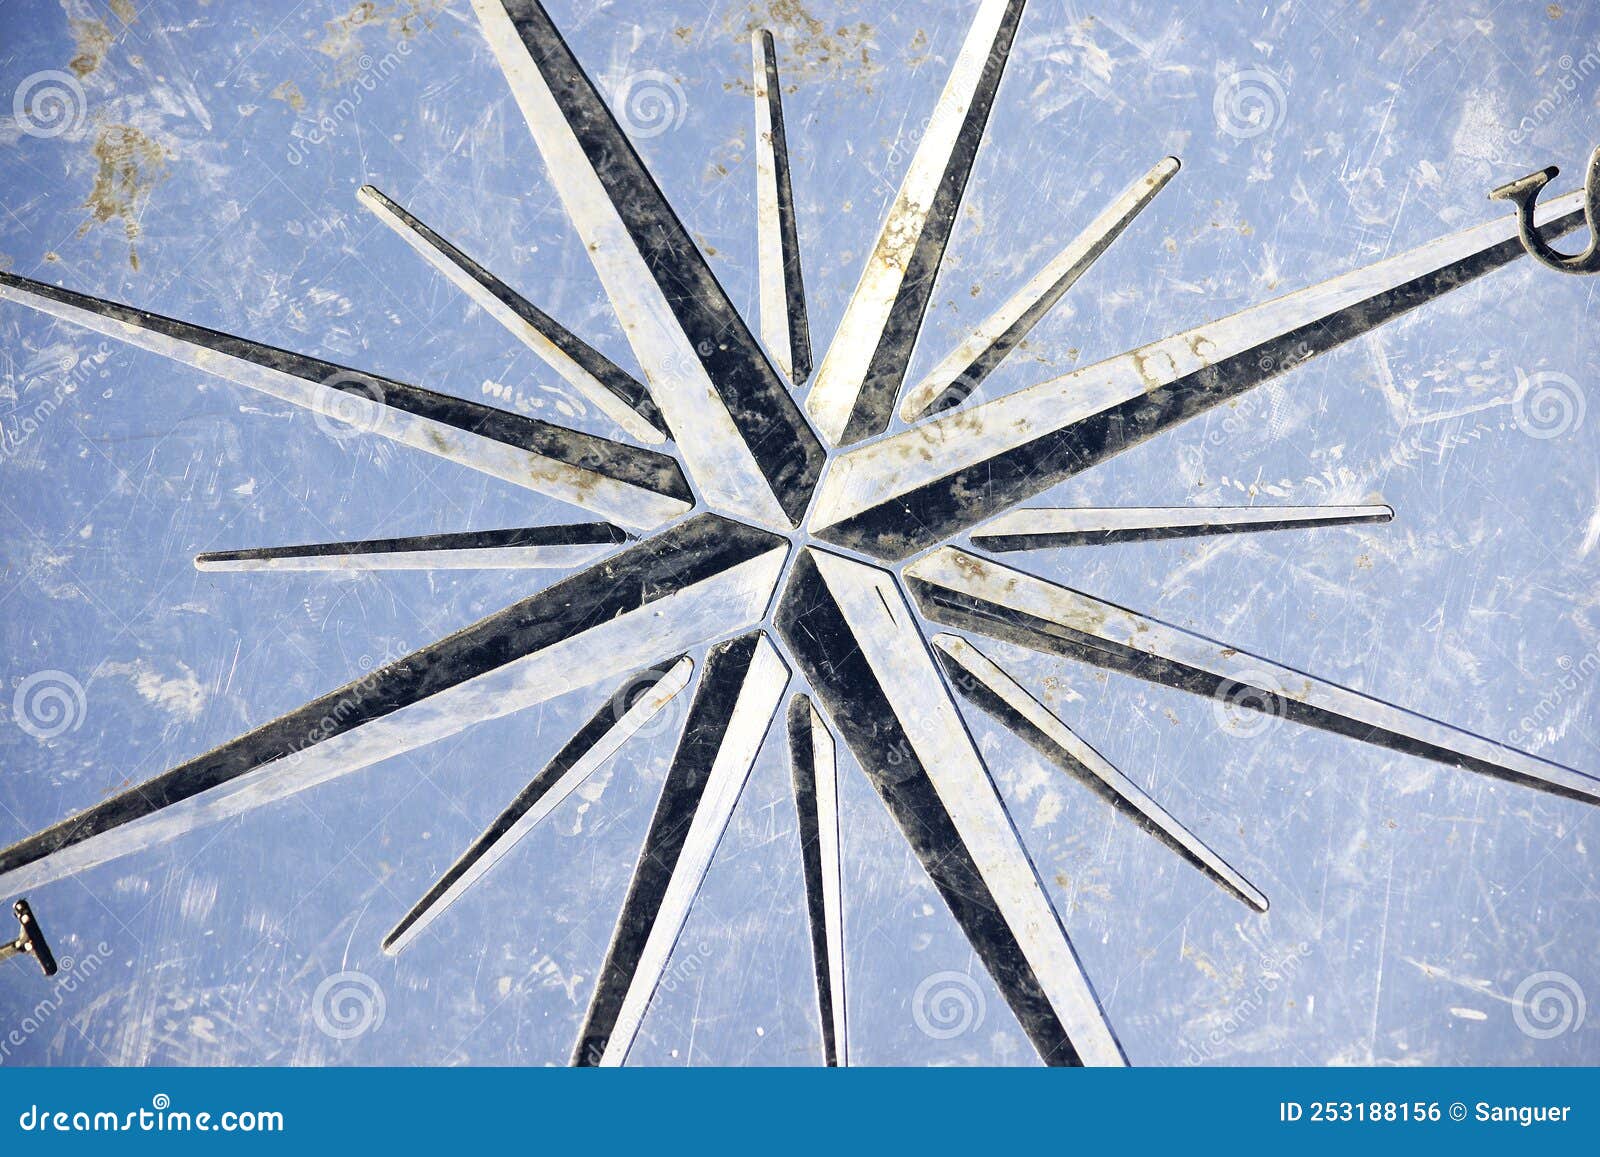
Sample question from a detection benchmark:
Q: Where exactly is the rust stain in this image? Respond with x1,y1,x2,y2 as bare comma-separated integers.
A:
68,17,115,78
906,28,929,67
109,0,138,24
1132,346,1179,391
80,124,168,270
269,80,306,113
950,551,990,582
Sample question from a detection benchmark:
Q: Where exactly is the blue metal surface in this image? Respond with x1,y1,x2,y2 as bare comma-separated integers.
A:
0,0,1595,1065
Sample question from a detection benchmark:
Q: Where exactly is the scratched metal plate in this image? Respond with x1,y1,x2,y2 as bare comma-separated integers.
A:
0,0,1596,1066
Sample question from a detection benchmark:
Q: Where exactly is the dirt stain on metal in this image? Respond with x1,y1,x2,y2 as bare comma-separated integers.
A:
270,80,307,113
80,124,168,270
723,1,881,94
68,17,115,78
314,1,438,86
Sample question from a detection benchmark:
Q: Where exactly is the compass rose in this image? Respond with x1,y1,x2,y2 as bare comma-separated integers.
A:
0,0,1595,1067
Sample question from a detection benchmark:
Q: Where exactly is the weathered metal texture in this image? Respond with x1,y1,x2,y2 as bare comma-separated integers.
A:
0,0,1595,1070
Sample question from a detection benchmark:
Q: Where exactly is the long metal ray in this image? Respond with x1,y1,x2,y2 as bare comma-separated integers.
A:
383,655,695,956
0,516,787,892
814,190,1589,558
196,523,628,572
907,548,1600,806
776,548,1125,1066
575,632,789,1067
472,0,825,528
357,184,669,445
0,272,691,531
931,633,1267,912
753,31,813,387
787,694,847,1066
971,503,1393,551
806,0,1027,445
900,156,1181,421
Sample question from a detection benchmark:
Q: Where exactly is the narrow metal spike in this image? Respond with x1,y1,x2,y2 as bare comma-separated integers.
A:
970,503,1393,551
901,156,1180,421
471,0,825,528
814,190,1590,558
383,656,695,955
196,523,628,572
806,0,1028,445
0,271,691,531
0,516,787,892
907,548,1600,806
753,31,813,387
574,632,789,1067
787,694,847,1065
776,547,1126,1066
931,633,1268,912
357,184,669,445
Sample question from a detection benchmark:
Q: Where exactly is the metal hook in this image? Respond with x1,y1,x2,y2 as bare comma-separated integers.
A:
1489,145,1600,274
0,899,58,977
